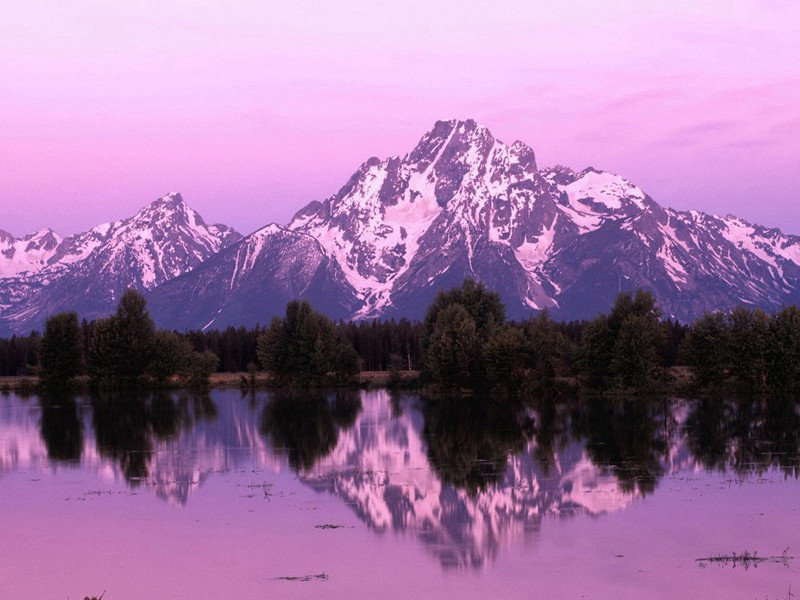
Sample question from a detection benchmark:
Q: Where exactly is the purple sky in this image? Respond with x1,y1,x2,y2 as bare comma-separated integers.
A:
1,0,799,237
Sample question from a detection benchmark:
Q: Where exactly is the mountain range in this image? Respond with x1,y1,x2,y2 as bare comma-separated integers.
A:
2,118,800,334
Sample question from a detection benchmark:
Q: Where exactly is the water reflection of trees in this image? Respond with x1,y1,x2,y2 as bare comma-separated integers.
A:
39,393,84,463
570,398,671,495
528,396,572,478
421,396,532,495
259,390,362,472
686,396,800,477
91,391,218,484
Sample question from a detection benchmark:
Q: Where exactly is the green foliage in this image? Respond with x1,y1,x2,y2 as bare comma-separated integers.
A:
89,290,156,384
580,289,664,392
729,306,770,391
579,315,614,390
483,325,529,388
612,313,663,390
682,305,800,393
425,304,481,389
421,279,506,389
87,291,217,388
524,310,570,384
386,354,402,388
681,312,731,388
149,331,192,385
180,350,219,389
257,300,360,385
0,332,40,376
423,278,505,343
40,311,83,386
149,332,217,388
768,305,800,391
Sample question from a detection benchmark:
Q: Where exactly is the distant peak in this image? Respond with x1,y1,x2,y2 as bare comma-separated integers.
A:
144,192,191,213
408,118,496,168
129,193,198,228
434,118,489,137
21,227,61,243
159,192,185,204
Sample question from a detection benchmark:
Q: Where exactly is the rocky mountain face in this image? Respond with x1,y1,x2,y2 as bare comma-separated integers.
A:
0,193,241,334
146,224,359,331
3,119,800,333
287,119,800,322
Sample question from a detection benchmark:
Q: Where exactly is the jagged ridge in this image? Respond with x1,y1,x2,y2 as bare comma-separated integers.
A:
3,119,800,332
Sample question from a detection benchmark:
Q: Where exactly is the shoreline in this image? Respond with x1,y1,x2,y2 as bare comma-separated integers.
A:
0,370,425,393
0,368,694,394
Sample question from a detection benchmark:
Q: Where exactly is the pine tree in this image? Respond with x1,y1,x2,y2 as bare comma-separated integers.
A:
88,289,156,385
425,304,481,389
257,300,359,385
40,311,83,386
681,312,730,389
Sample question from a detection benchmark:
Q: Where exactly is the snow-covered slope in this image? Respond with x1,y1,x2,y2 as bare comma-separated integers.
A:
146,223,360,330
0,193,240,333
0,228,64,278
5,119,800,332
288,119,800,321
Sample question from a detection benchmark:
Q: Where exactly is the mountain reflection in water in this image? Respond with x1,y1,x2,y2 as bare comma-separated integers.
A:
1,389,799,570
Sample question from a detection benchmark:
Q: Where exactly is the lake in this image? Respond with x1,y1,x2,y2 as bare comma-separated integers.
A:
0,389,798,599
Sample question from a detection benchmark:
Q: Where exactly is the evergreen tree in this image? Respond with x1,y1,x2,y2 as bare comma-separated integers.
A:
425,304,481,389
149,331,192,385
580,289,663,392
40,311,83,386
525,310,570,384
612,313,663,390
423,278,504,344
257,300,359,385
579,315,614,391
88,289,156,385
728,306,770,391
483,325,529,389
768,305,800,391
681,312,730,389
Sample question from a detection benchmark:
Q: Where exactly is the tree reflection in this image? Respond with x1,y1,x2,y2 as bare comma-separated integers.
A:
421,395,532,495
259,390,362,472
39,393,84,463
527,396,572,478
91,391,218,484
686,395,800,477
571,398,670,495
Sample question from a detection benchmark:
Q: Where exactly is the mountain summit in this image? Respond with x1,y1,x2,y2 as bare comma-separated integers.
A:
285,118,800,321
143,119,800,330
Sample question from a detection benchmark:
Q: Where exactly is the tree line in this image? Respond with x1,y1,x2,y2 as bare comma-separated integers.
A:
417,280,685,393
6,278,800,394
682,305,800,393
35,290,219,388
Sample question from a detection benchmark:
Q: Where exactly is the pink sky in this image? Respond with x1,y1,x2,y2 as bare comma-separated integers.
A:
1,0,799,236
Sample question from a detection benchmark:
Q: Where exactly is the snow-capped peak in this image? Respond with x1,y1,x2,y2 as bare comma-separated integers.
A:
0,193,242,332
0,227,64,278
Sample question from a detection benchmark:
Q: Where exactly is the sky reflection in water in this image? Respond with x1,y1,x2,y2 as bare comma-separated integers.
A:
0,389,798,599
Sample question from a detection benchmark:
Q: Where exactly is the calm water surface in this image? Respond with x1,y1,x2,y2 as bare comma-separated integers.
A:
0,389,798,599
